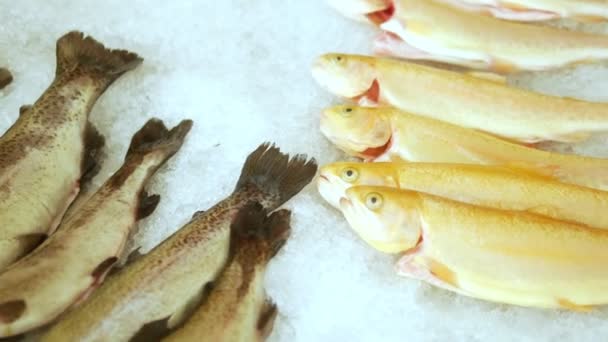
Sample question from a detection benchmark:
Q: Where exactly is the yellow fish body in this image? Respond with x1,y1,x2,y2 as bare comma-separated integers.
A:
312,55,608,143
341,185,608,310
319,161,608,229
320,105,608,190
369,0,608,72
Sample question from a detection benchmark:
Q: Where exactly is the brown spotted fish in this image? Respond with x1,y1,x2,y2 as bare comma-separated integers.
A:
160,204,290,342
0,68,12,90
41,143,317,342
0,118,192,338
0,31,142,270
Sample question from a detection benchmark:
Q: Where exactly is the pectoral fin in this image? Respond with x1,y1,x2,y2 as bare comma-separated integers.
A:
466,71,507,84
257,299,278,340
557,298,595,312
137,191,160,220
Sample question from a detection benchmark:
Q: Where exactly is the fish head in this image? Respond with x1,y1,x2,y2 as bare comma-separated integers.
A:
312,54,378,99
318,162,398,208
340,186,422,253
327,0,394,25
320,105,392,160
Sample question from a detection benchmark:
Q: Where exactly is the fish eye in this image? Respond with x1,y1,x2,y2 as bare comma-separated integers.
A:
365,192,383,211
341,167,359,183
341,107,353,117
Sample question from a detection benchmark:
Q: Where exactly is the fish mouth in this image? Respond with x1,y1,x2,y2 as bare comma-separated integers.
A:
353,79,380,105
366,1,395,25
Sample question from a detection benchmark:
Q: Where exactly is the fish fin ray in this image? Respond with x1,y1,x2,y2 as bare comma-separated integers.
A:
55,31,142,82
137,191,160,220
125,118,193,161
257,298,278,340
0,300,26,324
234,143,317,209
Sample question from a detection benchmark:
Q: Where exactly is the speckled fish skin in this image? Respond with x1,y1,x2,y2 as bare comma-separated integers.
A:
319,161,608,229
363,0,608,72
442,0,608,22
312,54,608,143
319,105,608,190
0,119,192,338
341,185,608,310
0,31,142,270
162,204,290,342
41,144,317,342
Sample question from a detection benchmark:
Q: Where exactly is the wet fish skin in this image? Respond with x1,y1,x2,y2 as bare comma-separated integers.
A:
0,118,192,338
319,105,608,191
341,185,608,310
41,143,317,342
318,161,608,229
312,53,608,143
368,0,608,72
0,31,142,270
157,203,290,342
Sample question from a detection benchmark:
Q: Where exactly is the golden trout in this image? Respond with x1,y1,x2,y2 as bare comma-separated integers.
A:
440,0,608,22
0,118,192,338
158,204,290,342
0,31,141,270
341,185,608,310
319,161,608,229
330,0,608,72
0,68,12,89
372,0,608,72
41,144,317,342
320,105,608,190
312,54,608,143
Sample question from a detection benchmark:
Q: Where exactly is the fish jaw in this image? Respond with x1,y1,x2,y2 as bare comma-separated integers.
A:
320,106,393,160
318,172,350,209
312,54,379,99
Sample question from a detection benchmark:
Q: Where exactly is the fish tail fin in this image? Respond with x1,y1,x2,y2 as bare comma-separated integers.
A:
234,143,317,210
125,118,193,161
230,203,292,261
55,31,142,85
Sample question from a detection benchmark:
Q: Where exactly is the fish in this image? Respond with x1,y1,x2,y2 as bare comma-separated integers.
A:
0,68,12,90
331,0,608,73
341,185,608,310
320,105,608,190
41,143,317,342
312,53,608,143
319,161,608,229
0,118,192,338
158,204,290,342
0,31,142,270
439,0,608,22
